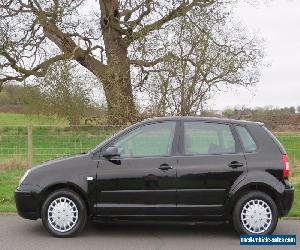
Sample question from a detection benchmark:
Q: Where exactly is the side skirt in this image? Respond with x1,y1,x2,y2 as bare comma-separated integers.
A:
91,214,225,222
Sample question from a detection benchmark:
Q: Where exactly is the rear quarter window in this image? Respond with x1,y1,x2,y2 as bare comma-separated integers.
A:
262,126,286,154
236,126,257,153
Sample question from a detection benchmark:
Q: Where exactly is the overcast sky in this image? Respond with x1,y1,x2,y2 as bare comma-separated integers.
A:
210,0,300,110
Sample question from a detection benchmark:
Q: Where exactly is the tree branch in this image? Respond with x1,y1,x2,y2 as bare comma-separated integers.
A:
36,15,108,78
130,52,196,68
130,53,174,67
0,51,68,84
125,0,153,28
125,0,215,44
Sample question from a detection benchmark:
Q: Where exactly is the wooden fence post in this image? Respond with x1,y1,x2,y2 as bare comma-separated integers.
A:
27,125,33,168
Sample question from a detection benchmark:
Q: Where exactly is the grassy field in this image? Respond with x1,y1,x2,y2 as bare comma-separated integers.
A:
288,174,300,217
0,169,25,212
275,133,300,166
0,113,67,126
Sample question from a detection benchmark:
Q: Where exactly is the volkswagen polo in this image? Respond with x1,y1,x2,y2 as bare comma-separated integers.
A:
15,117,294,237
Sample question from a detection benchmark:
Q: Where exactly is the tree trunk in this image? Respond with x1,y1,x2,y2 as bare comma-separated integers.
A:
99,0,138,125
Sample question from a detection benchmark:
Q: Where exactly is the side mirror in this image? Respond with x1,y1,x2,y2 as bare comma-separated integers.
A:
102,146,120,158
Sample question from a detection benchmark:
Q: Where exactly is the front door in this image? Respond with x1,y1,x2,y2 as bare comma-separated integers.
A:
176,120,246,216
96,121,178,215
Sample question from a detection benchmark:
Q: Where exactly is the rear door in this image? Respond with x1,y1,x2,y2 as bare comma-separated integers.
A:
176,120,246,216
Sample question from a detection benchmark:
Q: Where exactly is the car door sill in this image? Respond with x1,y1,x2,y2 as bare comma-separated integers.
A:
92,214,225,222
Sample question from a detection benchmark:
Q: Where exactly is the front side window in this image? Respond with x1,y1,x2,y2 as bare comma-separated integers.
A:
236,126,257,153
113,122,176,158
184,122,236,155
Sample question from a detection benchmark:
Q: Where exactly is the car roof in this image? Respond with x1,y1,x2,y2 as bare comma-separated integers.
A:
143,116,264,126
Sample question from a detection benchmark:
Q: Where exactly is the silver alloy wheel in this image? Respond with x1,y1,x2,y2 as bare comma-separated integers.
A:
48,197,79,233
241,199,272,234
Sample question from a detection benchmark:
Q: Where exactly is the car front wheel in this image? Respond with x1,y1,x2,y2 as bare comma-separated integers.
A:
41,189,87,237
233,191,278,235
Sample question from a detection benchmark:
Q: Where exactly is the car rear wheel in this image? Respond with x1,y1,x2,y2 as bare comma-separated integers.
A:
233,191,278,235
41,189,87,237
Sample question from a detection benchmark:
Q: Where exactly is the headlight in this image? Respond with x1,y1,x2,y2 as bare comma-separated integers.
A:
19,170,30,186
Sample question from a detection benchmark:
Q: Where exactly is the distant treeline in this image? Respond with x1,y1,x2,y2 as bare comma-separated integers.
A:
0,82,105,126
211,107,300,131
0,84,24,106
0,84,299,130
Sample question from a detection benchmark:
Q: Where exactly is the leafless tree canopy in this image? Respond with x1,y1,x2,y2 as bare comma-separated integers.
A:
0,0,263,123
135,6,264,116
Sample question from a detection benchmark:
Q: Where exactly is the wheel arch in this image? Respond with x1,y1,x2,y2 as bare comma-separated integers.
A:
39,182,90,217
225,183,283,218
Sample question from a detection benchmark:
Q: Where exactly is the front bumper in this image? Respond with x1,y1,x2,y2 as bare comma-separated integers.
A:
15,188,40,220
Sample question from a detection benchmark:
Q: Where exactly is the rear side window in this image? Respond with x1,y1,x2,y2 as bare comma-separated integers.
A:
236,126,257,153
184,122,236,155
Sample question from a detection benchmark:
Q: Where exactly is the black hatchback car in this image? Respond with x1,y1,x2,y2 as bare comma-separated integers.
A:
15,117,294,237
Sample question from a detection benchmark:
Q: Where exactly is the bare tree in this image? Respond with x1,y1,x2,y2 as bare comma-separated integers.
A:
0,0,218,123
136,6,264,116
0,1,264,123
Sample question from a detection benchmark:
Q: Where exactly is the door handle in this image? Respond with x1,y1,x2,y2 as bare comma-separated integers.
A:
228,161,244,169
158,164,173,171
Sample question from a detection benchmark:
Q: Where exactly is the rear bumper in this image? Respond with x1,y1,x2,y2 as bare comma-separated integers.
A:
15,189,40,220
279,187,294,217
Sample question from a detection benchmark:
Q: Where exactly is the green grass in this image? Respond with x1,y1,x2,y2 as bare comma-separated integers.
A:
1,169,300,216
0,113,67,126
276,134,300,166
0,169,25,212
288,173,300,217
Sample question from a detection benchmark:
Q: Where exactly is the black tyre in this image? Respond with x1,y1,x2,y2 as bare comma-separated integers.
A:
232,191,278,235
41,189,87,237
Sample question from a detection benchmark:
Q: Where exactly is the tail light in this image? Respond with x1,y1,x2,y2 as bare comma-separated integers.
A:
282,154,290,178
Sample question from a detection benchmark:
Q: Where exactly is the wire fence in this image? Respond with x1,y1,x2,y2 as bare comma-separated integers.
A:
0,125,125,168
0,125,299,169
